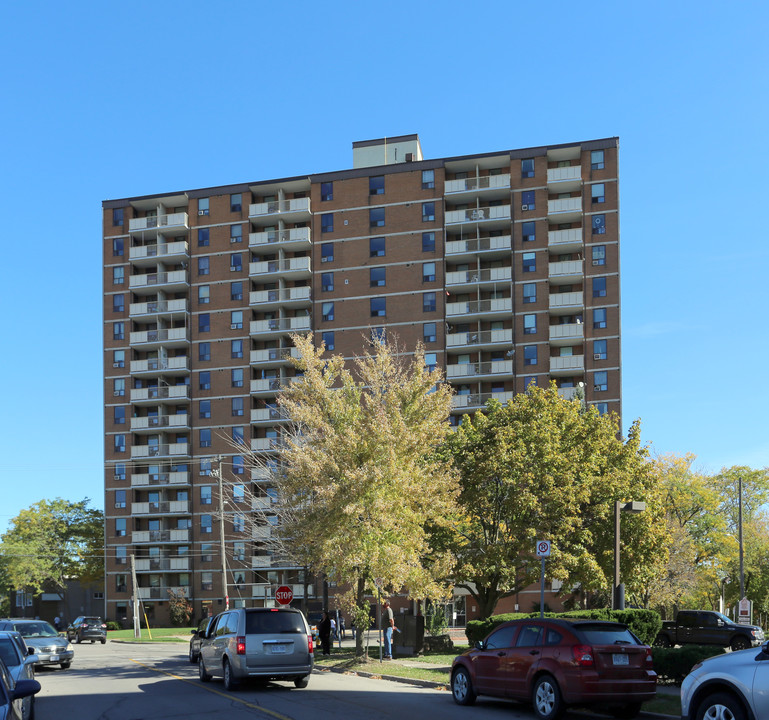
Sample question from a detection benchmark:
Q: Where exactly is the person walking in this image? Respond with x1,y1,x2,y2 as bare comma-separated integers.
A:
319,611,332,656
339,615,346,640
382,600,395,659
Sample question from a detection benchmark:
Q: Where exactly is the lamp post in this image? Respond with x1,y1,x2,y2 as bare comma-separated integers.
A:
613,500,646,610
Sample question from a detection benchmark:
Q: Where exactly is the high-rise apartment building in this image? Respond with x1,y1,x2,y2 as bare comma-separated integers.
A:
103,135,620,625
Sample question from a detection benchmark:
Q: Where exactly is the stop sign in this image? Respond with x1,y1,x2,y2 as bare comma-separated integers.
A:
275,585,293,605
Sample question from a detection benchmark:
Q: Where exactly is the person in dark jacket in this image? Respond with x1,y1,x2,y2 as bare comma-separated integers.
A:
319,611,332,656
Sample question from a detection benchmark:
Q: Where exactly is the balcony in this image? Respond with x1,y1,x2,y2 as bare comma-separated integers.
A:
130,385,190,404
250,347,300,366
251,466,275,482
249,197,311,224
549,291,584,314
447,360,513,380
445,205,511,228
129,298,187,318
446,328,513,351
131,471,190,488
548,259,583,282
558,386,581,401
131,529,190,544
130,414,190,432
250,286,311,309
129,270,188,294
547,197,582,221
130,443,190,460
451,391,515,411
137,585,190,600
135,557,190,572
129,240,189,267
129,212,189,235
252,526,273,540
548,227,583,251
446,297,512,320
249,256,311,280
251,407,288,425
252,555,272,568
250,316,311,338
445,235,512,261
547,166,582,192
251,497,275,511
550,355,585,375
251,437,284,453
549,322,584,346
132,500,190,516
129,327,189,349
249,226,311,251
445,174,511,198
130,356,189,376
445,266,512,289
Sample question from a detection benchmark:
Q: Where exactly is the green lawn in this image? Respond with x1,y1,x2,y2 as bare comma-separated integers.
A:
108,627,192,642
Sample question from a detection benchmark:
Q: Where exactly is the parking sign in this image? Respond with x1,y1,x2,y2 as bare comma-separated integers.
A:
537,540,551,557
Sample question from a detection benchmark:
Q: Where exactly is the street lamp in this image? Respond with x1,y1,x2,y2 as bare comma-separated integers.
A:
613,500,646,610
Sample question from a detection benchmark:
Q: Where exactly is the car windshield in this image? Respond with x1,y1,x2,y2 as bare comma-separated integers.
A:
245,611,305,634
713,612,733,624
577,624,639,645
0,640,21,668
15,622,58,638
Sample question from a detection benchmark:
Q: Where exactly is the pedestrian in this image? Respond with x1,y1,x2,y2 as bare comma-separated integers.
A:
54,616,61,631
319,611,332,656
382,600,395,659
339,615,346,640
330,615,337,641
350,618,356,640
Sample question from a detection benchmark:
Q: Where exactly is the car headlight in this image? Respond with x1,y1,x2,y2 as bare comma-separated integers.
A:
66,644,73,651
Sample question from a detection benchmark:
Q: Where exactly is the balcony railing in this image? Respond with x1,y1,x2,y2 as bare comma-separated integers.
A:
452,391,515,410
445,235,511,257
548,259,583,279
251,437,285,452
249,226,311,248
135,557,190,572
547,166,582,184
446,297,512,318
129,298,188,317
249,197,311,218
549,291,584,311
137,585,190,600
129,327,189,345
129,270,188,290
252,583,313,599
130,356,189,374
250,347,300,365
549,323,584,343
129,212,189,233
251,407,287,423
548,227,583,249
249,256,311,277
550,355,585,373
130,443,190,459
131,529,190,543
445,174,511,194
445,266,512,286
130,385,190,402
250,317,311,335
446,328,513,348
547,197,582,216
130,414,189,431
445,205,511,225
132,500,190,515
131,471,190,487
129,240,189,262
447,360,513,379
252,526,273,540
250,376,301,394
250,287,311,307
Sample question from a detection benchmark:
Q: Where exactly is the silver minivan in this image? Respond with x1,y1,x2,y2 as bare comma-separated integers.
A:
197,608,313,690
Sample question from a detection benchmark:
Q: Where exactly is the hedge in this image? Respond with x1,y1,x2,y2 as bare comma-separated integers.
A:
465,608,662,646
652,645,726,684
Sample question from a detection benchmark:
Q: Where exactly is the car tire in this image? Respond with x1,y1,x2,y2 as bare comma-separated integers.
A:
60,661,71,670
189,645,198,664
731,636,750,651
73,635,80,644
694,692,746,720
28,696,35,720
223,659,238,691
653,634,671,648
532,675,564,720
91,640,95,643
294,675,310,689
101,638,106,645
451,666,476,706
198,657,211,682
610,702,643,719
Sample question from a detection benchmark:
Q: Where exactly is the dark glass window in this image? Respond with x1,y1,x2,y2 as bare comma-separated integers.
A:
369,176,385,195
199,344,211,362
593,308,607,329
523,253,536,272
370,267,386,287
370,237,385,257
321,243,334,263
230,193,242,212
322,331,335,350
422,202,435,221
592,277,607,297
112,208,124,226
423,292,436,312
522,190,535,210
523,283,536,304
370,208,385,227
231,282,243,300
423,322,437,343
199,314,210,333
320,182,333,201
198,228,209,246
521,158,535,178
592,246,606,266
522,221,536,242
422,232,436,252
112,238,123,256
321,213,334,233
370,297,386,317
524,346,538,366
592,215,606,234
321,272,334,291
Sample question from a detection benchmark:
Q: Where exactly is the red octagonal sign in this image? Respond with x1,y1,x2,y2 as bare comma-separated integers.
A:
275,585,293,605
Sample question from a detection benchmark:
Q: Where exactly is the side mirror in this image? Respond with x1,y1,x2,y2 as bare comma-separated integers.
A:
475,640,485,650
11,679,41,701
717,619,724,626
24,654,39,665
758,640,769,658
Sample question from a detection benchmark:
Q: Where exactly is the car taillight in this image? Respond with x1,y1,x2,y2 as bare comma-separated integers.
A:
236,636,246,655
645,647,653,666
572,644,594,666
308,634,314,654
80,623,88,628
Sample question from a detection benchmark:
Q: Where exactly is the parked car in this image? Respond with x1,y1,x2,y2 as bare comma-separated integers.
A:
0,633,37,720
450,618,656,720
0,657,40,720
681,638,769,720
197,607,313,690
65,616,107,644
0,620,74,670
189,617,215,664
655,610,765,651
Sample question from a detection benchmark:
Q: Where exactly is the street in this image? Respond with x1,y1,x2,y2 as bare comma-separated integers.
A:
32,640,601,720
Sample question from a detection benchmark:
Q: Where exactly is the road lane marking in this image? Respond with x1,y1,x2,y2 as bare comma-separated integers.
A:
129,659,294,720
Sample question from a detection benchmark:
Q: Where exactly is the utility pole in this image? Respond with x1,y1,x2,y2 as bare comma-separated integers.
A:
739,474,745,602
212,457,229,611
130,554,140,639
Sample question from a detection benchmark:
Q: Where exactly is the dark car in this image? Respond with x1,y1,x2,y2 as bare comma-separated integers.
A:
0,657,40,720
0,620,74,670
0,633,37,720
450,618,656,720
189,617,215,664
65,616,107,644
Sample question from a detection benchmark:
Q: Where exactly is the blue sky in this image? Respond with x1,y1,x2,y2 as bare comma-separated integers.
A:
1,0,767,530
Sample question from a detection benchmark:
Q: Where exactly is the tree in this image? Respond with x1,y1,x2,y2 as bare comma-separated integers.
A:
442,384,668,618
261,333,457,658
0,498,104,599
168,587,193,626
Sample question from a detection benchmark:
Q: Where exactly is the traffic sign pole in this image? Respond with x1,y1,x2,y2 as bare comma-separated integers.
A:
536,541,551,619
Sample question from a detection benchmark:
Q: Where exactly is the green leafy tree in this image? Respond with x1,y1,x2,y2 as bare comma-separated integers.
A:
442,384,668,618
262,333,458,658
0,498,104,599
168,587,193,626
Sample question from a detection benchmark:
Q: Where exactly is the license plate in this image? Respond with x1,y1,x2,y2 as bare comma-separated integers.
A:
270,645,287,654
612,653,629,665
50,655,60,662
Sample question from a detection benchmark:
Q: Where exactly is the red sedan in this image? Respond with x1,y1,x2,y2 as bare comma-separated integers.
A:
450,618,656,719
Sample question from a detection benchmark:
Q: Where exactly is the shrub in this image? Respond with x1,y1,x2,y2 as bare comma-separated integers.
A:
652,645,726,684
105,621,121,631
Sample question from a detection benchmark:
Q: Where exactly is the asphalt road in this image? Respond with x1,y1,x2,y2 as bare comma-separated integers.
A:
31,640,603,720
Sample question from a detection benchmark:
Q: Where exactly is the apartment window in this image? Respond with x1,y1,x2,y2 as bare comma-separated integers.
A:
369,237,385,257
199,314,210,333
113,350,125,368
199,371,211,390
592,277,607,297
112,238,123,256
523,283,536,304
231,339,243,358
198,228,209,246
113,406,125,425
115,519,126,537
321,213,334,233
231,310,243,329
524,376,537,389
370,297,386,317
198,198,209,216
233,541,246,561
524,314,537,334
115,546,127,564
521,190,535,210
593,308,607,329
422,202,435,222
201,514,212,534
370,207,385,227
322,302,334,321
230,253,242,272
425,353,438,372
369,175,385,195
233,514,245,532
524,345,538,366
232,397,244,416
112,267,124,285
321,272,334,292
200,486,212,505
423,292,436,312
198,257,209,275
370,267,386,287
231,281,242,301
199,343,211,362
592,214,606,234
422,232,435,252
232,426,244,443
198,285,210,304
231,368,243,387
199,400,211,419
322,331,335,350
371,327,386,344
320,182,333,201
201,571,213,590
521,158,535,178
113,322,124,340
422,169,435,189
114,434,125,453
200,429,211,448
233,456,244,475
230,224,242,243
113,379,126,399
230,193,242,212
593,339,607,360
522,221,536,242
321,243,334,263
594,371,608,392
112,208,124,226
522,252,536,272
423,322,437,343
115,574,127,593
591,150,605,170
591,183,605,204
423,262,436,282
595,402,609,415
113,294,124,313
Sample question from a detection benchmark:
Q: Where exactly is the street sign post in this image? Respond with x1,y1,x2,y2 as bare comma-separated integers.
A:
275,585,293,605
536,541,551,619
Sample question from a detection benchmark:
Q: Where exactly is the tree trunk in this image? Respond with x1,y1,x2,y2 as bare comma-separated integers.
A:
355,577,367,658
